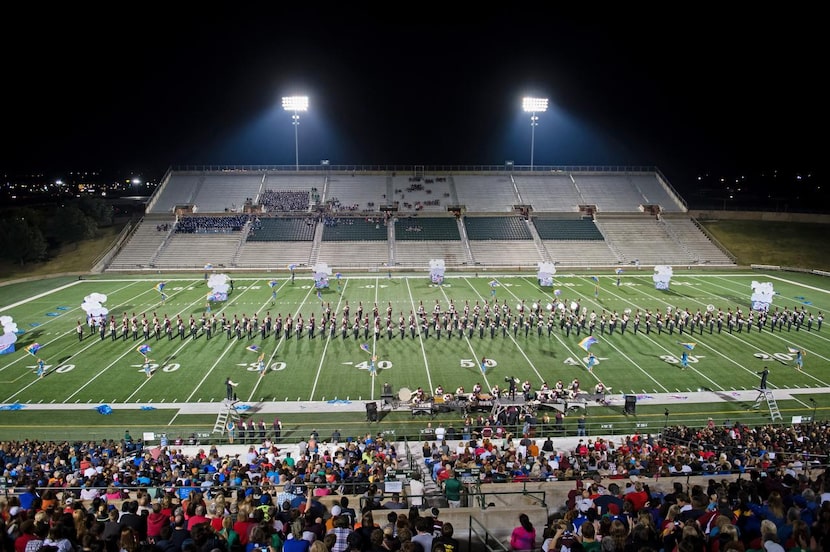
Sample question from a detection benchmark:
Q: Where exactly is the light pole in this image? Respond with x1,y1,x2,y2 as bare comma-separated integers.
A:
282,95,309,171
522,97,548,171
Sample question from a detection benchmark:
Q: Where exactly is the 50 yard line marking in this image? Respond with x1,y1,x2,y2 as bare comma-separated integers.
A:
405,277,434,395
438,283,491,391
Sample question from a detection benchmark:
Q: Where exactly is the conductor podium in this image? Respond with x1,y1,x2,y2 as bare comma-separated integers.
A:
365,401,378,422
624,395,637,415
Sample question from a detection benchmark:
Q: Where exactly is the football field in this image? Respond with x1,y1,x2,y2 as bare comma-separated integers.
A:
1,269,828,440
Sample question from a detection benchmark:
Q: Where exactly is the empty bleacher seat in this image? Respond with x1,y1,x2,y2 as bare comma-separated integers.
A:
395,217,461,241
247,217,316,241
464,216,531,240
533,218,604,240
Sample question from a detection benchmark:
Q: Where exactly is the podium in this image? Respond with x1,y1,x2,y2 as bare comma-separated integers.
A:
381,383,395,408
624,395,637,415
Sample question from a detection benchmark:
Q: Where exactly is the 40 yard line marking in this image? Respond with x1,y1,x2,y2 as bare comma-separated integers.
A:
405,277,434,395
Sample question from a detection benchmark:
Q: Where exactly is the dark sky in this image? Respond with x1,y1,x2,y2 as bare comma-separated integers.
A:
2,12,822,195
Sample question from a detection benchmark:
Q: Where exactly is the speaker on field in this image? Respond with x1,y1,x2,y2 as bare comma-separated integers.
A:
624,395,636,415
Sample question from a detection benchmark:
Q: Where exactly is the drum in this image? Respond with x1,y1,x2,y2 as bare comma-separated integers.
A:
398,387,412,402
478,394,493,400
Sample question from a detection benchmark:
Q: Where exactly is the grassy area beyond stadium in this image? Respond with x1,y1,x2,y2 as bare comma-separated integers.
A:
0,269,828,441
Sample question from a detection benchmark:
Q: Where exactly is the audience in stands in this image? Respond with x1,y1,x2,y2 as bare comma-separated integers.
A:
174,215,249,233
3,418,830,552
259,190,310,212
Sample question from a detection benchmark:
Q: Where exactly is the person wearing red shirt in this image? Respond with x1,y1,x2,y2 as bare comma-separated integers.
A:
626,479,649,512
146,502,170,543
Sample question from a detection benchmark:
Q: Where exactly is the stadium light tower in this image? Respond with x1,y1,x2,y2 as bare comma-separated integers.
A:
282,95,309,171
522,96,548,171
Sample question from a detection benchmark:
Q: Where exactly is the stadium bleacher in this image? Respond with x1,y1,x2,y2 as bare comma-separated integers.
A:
104,168,736,271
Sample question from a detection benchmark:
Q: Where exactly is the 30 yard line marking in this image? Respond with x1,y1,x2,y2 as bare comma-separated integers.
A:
307,280,349,402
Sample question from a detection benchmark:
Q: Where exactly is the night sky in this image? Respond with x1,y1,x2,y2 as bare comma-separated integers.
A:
2,12,822,197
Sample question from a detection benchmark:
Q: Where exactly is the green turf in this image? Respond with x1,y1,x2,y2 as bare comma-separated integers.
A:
0,269,827,441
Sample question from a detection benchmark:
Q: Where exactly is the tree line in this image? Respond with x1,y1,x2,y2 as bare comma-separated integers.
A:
0,197,113,265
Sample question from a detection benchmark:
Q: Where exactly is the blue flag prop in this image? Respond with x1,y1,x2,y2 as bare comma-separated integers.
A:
25,343,42,356
578,336,598,352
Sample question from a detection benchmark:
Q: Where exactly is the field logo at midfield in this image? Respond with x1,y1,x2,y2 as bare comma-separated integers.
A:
461,358,497,368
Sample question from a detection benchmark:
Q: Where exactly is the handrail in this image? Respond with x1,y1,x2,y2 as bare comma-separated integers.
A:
690,216,739,263
467,513,510,552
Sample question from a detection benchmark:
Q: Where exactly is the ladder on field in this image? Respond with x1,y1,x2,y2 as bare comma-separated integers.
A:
213,399,241,434
753,388,782,421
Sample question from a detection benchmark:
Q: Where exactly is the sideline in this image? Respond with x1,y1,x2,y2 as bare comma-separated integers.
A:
0,279,83,312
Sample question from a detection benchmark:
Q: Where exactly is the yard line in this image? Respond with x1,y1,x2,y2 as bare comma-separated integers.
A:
241,278,302,401
371,277,379,400
765,274,830,295
539,276,669,393
59,281,206,403
178,279,276,405
702,275,830,346
623,276,797,387
0,280,144,373
0,279,84,312
572,277,724,391
463,278,544,386
436,284,492,390
405,277,434,394
689,276,830,385
307,280,350,402
620,276,827,387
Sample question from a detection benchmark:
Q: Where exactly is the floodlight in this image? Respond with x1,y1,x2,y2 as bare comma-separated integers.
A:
522,96,549,170
282,95,309,170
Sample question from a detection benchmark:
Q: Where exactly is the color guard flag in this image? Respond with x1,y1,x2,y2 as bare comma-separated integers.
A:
25,343,41,356
679,342,696,351
578,336,598,352
360,343,371,354
246,345,260,353
336,272,342,280
615,268,623,275
288,264,296,271
137,344,152,356
787,346,800,354
591,276,599,283
155,282,166,293
204,263,213,270
269,280,278,288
